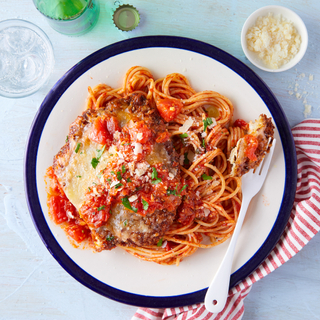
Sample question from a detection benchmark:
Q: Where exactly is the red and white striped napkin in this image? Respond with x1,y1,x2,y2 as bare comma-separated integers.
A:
132,119,320,320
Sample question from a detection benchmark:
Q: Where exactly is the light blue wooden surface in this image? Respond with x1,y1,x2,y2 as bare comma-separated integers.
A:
1,1,320,319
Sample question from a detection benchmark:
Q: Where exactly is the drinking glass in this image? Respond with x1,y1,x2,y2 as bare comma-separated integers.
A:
33,0,100,36
0,19,54,98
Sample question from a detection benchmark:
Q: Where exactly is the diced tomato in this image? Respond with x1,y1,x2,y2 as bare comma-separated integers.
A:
65,222,90,243
89,115,120,145
80,189,111,228
156,98,183,122
244,134,258,161
47,194,76,224
233,119,249,130
81,205,111,228
129,120,152,143
156,131,171,143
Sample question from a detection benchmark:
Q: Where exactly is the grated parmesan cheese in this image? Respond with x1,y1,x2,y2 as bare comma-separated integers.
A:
135,162,150,177
208,118,217,129
179,118,193,133
129,195,138,202
133,142,142,155
246,13,301,69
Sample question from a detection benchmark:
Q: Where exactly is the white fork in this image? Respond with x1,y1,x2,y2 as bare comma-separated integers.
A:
204,139,276,313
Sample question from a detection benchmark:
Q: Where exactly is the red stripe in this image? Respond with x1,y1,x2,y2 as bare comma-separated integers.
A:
284,227,303,251
278,237,292,260
189,306,209,320
293,132,320,140
248,273,255,284
133,311,153,320
261,260,271,274
298,177,320,189
267,252,279,270
298,203,319,232
181,310,188,320
213,294,235,320
292,219,311,244
224,292,244,320
294,119,320,125
256,267,264,279
273,243,286,264
232,305,245,320
290,215,310,244
296,202,319,230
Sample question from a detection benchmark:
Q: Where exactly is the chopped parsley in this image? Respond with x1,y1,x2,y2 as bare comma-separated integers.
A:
180,184,187,194
151,167,162,184
167,184,187,197
115,183,123,189
152,178,162,185
127,177,132,183
122,165,126,174
202,173,213,180
179,133,188,139
202,138,206,149
203,117,213,132
91,157,99,169
106,236,114,241
123,220,128,227
75,143,81,153
167,189,177,196
116,171,122,181
97,205,106,211
91,145,106,169
157,238,163,247
88,187,91,191
122,197,138,213
66,135,69,143
96,145,106,159
142,199,149,211
76,175,82,178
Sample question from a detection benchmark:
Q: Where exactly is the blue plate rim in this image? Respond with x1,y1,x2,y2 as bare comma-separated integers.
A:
24,35,297,308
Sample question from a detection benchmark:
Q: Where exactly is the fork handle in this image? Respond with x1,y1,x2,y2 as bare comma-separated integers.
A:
204,196,251,313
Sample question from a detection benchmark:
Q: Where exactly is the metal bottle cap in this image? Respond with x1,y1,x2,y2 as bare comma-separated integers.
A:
112,4,140,31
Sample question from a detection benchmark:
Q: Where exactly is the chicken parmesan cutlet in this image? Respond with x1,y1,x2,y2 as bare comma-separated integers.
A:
50,93,184,251
229,114,275,177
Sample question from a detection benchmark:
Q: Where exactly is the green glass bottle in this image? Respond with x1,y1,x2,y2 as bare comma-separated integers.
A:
33,0,99,36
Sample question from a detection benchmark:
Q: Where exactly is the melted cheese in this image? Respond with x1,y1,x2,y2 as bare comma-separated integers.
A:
63,137,112,210
115,109,134,127
146,143,170,165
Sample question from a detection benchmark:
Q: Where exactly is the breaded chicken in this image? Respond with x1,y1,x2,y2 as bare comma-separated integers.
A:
53,93,182,250
229,114,274,177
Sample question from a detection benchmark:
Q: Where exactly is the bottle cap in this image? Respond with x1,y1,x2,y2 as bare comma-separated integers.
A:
112,4,140,31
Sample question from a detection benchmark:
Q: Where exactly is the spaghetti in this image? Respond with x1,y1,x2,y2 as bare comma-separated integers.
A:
46,66,269,266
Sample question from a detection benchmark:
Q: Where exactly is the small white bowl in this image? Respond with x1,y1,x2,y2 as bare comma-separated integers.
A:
241,5,308,72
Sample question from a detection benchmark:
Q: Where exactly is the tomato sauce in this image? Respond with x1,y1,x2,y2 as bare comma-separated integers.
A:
45,167,90,243
244,134,258,161
89,115,120,146
233,119,248,130
156,98,183,122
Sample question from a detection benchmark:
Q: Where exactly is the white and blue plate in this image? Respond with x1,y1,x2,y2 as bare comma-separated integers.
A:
25,36,297,308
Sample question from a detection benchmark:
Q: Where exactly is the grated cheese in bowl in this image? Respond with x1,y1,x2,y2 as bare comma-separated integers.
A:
246,13,301,69
241,6,308,72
